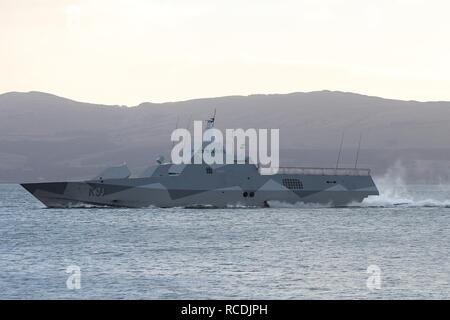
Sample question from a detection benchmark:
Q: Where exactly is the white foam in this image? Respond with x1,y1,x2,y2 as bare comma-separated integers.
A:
358,161,450,208
267,200,332,208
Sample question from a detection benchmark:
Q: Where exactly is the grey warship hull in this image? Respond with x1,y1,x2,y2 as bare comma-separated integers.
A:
22,163,379,208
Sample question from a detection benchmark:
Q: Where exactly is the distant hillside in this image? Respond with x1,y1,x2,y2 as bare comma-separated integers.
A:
1,90,450,183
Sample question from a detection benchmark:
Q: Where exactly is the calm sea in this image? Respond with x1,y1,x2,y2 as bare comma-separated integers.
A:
0,182,449,299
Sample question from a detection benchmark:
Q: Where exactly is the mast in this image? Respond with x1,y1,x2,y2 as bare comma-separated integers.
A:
335,130,345,170
354,132,363,169
172,115,179,148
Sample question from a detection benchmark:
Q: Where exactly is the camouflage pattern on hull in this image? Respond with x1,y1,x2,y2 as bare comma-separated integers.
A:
21,163,379,208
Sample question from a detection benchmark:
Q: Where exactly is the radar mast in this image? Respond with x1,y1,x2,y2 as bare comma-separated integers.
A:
205,109,216,129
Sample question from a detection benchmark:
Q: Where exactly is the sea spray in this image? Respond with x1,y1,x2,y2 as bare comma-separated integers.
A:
361,161,450,208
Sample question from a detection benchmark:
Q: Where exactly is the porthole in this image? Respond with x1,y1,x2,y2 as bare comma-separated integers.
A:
243,192,248,197
249,192,255,197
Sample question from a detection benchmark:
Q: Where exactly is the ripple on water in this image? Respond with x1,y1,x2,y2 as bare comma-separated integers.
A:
0,184,449,299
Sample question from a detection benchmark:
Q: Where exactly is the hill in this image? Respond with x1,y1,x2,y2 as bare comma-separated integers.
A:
1,90,450,183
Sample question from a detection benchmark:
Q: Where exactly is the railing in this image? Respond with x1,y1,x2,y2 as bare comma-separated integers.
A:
259,166,371,176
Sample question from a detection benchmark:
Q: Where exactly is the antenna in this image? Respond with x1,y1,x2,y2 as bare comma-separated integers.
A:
171,116,180,147
335,130,345,170
181,115,192,158
185,114,192,133
206,108,216,129
354,132,363,169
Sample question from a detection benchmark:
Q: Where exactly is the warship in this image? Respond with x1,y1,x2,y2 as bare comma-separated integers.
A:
22,116,379,208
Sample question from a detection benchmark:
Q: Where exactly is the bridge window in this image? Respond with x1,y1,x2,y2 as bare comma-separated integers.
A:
206,167,213,174
282,178,303,190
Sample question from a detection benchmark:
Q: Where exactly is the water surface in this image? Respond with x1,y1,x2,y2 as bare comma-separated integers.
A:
0,184,449,299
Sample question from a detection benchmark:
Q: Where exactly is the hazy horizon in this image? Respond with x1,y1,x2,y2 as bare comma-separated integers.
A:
3,89,450,107
2,0,450,105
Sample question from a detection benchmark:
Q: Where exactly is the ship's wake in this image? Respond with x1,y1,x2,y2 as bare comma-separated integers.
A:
356,188,450,208
356,196,450,208
363,190,450,209
267,197,450,209
357,163,450,208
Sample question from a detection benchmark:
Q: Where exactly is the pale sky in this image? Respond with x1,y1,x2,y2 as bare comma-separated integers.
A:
1,0,450,105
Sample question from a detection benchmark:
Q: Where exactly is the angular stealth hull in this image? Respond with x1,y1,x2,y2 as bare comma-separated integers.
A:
22,163,379,208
